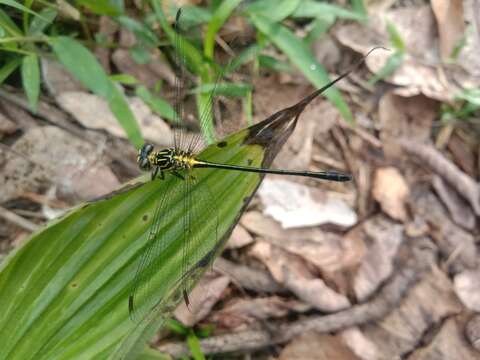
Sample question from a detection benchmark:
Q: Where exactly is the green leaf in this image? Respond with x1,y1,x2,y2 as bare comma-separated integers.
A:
116,16,158,48
0,84,308,359
0,0,47,21
249,13,353,122
191,82,252,97
226,43,261,74
386,21,405,52
258,54,292,73
28,8,57,36
245,0,302,23
187,332,205,360
203,0,243,59
368,51,403,85
21,53,40,112
50,36,143,147
0,56,21,85
0,8,23,37
76,0,122,16
110,73,138,85
135,85,179,123
130,44,151,65
291,0,366,22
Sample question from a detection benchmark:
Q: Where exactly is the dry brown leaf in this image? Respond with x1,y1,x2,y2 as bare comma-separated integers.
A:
378,92,437,159
362,268,462,358
174,274,230,327
341,327,381,360
0,111,17,137
250,241,350,312
0,126,118,202
372,167,409,221
431,0,465,60
454,269,480,312
209,296,309,329
353,216,403,301
408,317,478,360
56,92,173,145
465,314,480,352
225,224,253,249
242,211,363,273
258,178,357,228
278,332,360,360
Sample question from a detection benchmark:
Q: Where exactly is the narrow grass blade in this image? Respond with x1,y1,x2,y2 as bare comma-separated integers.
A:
21,53,40,112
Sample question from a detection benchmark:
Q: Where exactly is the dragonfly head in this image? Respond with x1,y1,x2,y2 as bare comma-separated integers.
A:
137,143,154,171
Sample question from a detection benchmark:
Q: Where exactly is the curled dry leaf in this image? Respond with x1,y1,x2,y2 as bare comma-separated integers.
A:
278,332,360,360
209,296,309,329
250,241,350,312
453,269,480,312
408,317,478,360
241,211,363,273
56,91,173,145
362,267,462,358
372,167,409,221
353,216,403,301
258,178,357,229
173,274,230,327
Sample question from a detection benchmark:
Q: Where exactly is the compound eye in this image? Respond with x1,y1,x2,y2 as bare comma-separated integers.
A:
139,158,151,170
142,143,154,155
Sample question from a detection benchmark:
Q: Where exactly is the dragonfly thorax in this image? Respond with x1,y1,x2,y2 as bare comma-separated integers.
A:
137,144,196,172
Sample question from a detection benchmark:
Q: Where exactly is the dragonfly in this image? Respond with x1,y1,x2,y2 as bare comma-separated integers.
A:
127,8,373,322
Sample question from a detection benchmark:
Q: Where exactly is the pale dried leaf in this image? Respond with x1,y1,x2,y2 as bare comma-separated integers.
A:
372,167,409,221
226,224,253,249
454,269,480,312
174,274,230,327
341,327,381,360
278,332,360,360
431,0,465,60
258,178,357,228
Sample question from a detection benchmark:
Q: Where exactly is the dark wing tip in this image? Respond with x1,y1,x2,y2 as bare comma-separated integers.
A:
128,295,135,321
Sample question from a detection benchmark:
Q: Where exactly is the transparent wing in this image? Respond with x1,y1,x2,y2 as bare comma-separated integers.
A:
128,175,186,321
173,9,187,151
128,169,219,322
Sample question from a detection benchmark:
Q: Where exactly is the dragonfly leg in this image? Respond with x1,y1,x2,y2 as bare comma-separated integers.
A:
151,167,159,180
172,170,185,180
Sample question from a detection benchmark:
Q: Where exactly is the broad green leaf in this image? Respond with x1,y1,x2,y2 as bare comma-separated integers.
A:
135,85,178,123
0,0,47,21
245,0,302,23
130,44,151,65
28,8,57,36
258,54,292,73
203,0,242,59
50,36,143,148
249,13,353,122
0,88,307,359
21,53,40,112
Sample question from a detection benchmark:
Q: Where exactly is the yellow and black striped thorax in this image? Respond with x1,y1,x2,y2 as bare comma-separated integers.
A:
137,144,198,172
